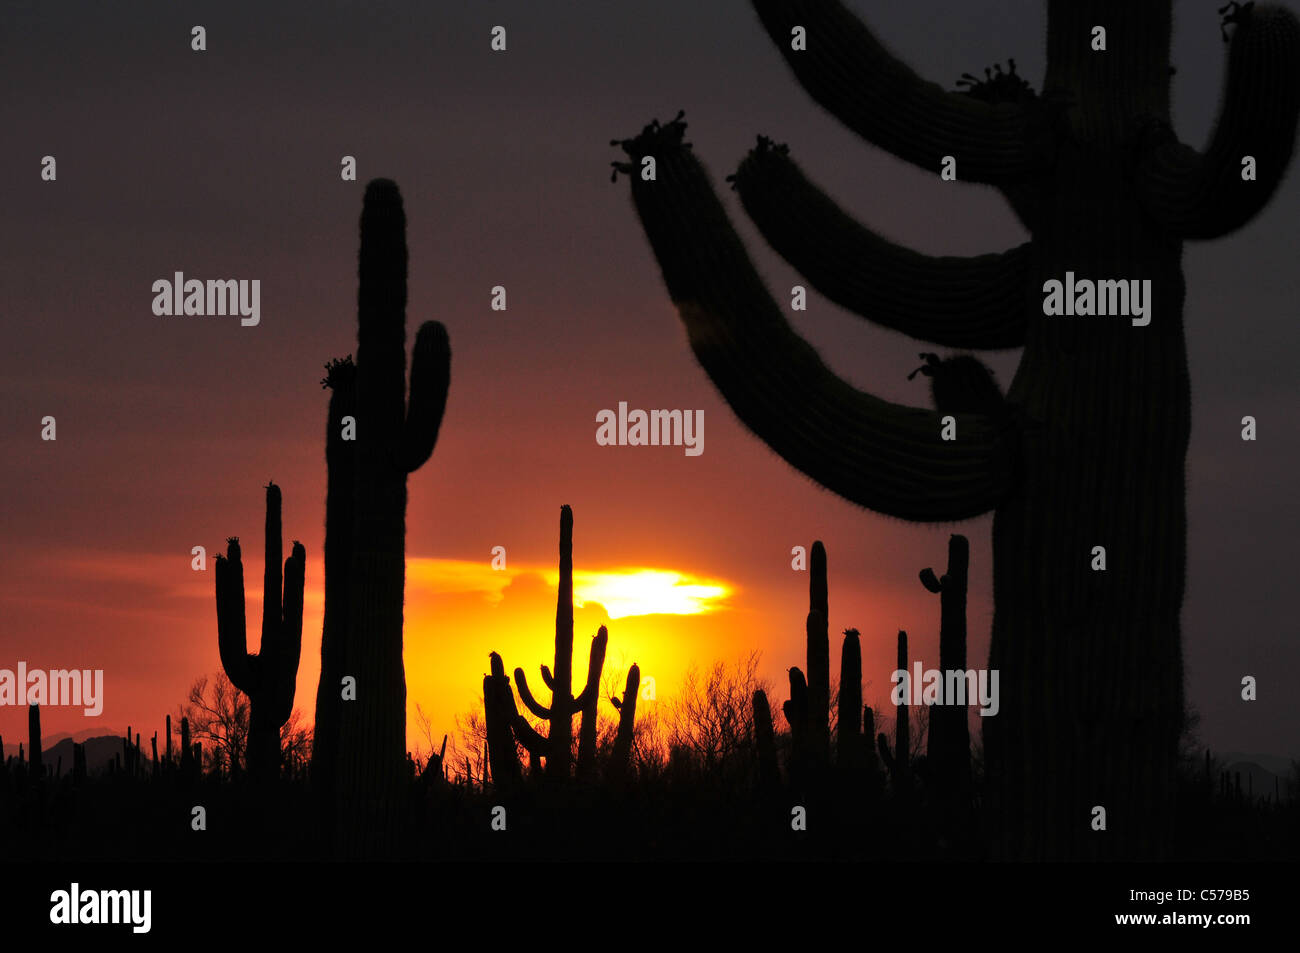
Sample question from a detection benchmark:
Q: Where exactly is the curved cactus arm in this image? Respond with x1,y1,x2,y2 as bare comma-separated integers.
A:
618,124,1014,521
749,0,1044,184
514,667,552,720
404,320,451,473
214,538,255,694
512,714,548,756
732,140,1031,349
919,567,944,593
1136,4,1300,240
540,664,556,691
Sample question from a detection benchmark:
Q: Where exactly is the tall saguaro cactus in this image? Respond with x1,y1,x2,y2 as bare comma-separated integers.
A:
320,179,452,854
782,540,831,777
215,482,306,781
28,704,42,781
510,506,609,780
877,631,911,794
613,0,1300,858
921,535,971,798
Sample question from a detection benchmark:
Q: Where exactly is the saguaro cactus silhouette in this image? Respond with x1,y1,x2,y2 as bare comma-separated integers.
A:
215,482,305,781
483,652,522,789
318,179,451,854
509,506,609,780
877,631,911,795
28,704,42,781
921,535,971,798
613,0,1299,858
608,663,641,784
782,540,831,777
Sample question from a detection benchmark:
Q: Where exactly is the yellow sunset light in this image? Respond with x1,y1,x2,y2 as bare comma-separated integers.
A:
559,568,730,619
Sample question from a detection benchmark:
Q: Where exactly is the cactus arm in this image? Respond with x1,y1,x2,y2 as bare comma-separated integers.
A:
403,320,451,473
619,128,1014,521
749,0,1043,184
513,667,552,720
541,665,555,691
919,567,944,593
1136,4,1300,240
261,483,283,656
214,538,255,694
732,141,1031,349
275,541,306,722
512,714,548,756
573,627,609,711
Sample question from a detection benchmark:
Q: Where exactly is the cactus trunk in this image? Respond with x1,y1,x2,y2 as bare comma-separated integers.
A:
483,653,522,790
921,535,971,798
837,629,861,778
609,664,640,784
752,689,780,792
28,704,42,781
332,179,451,855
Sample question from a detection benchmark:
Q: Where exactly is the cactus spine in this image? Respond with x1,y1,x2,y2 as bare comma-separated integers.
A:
215,482,306,781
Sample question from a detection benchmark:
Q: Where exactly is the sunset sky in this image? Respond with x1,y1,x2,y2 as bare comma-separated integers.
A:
2,0,1296,762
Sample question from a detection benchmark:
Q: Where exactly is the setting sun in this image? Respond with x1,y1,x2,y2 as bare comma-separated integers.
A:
562,568,730,618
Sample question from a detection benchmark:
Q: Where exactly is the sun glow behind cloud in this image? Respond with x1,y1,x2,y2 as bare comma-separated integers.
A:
557,568,730,619
405,558,731,620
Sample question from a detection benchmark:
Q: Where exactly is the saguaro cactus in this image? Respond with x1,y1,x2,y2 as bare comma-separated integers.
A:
921,535,971,797
837,628,862,777
312,355,356,806
608,663,641,784
28,704,42,781
782,540,831,777
316,179,451,854
215,482,306,781
509,506,608,780
613,0,1300,858
876,631,910,794
483,652,522,790
752,689,781,791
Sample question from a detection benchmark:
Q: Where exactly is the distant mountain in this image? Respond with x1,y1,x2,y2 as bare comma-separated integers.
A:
1218,751,1295,779
2,727,122,762
1,735,127,777
1220,760,1290,802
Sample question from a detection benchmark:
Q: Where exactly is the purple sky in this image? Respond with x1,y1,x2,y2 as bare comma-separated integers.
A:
1,1,1296,761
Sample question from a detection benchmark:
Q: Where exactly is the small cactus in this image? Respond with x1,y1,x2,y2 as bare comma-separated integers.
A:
215,482,306,781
